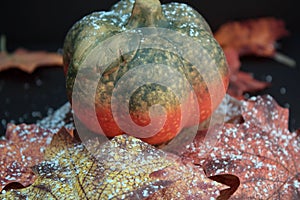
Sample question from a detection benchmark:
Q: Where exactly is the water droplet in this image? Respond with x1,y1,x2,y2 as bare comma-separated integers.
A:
244,93,250,99
32,111,42,118
1,119,7,127
5,98,10,104
4,111,10,117
35,78,43,86
280,87,287,95
284,103,290,108
24,83,30,90
18,117,24,123
265,75,272,82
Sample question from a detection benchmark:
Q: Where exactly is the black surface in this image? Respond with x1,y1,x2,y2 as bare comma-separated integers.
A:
241,35,300,131
0,0,299,135
0,67,68,135
0,0,299,47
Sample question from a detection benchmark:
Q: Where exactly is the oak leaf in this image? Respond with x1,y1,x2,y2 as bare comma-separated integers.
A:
0,124,57,191
187,95,300,199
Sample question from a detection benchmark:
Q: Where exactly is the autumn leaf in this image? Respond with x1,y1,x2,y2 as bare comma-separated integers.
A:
147,157,226,200
187,95,300,199
222,46,271,99
0,35,63,73
0,48,63,73
213,17,295,98
0,124,57,191
0,128,176,199
2,96,298,199
214,17,289,57
226,68,270,100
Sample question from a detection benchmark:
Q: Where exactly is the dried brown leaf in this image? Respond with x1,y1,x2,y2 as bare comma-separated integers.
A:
227,68,270,99
223,45,270,99
214,17,289,57
199,95,300,199
0,129,174,199
0,48,63,73
214,17,290,98
147,157,225,200
0,124,57,191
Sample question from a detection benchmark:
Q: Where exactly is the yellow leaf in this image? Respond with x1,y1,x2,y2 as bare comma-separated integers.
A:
0,128,172,199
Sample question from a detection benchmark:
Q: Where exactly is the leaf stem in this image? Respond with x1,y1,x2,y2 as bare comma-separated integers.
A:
273,52,296,68
0,34,7,53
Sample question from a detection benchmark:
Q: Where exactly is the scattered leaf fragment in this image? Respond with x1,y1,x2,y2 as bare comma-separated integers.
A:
0,34,63,73
0,48,63,73
0,124,57,191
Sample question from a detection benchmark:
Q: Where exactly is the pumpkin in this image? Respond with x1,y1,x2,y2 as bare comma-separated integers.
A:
63,0,229,145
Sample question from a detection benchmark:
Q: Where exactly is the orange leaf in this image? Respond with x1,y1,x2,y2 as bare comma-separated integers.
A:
0,129,175,199
0,124,58,191
213,17,291,98
214,17,289,57
227,68,270,99
0,48,63,73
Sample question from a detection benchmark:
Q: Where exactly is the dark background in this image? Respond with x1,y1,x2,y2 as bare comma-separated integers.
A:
0,0,299,47
0,0,299,135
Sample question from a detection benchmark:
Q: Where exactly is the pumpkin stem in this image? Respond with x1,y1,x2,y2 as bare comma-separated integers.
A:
0,34,7,53
126,0,167,28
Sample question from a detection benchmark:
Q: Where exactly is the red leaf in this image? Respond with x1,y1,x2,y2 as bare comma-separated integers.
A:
187,95,300,199
214,17,290,99
0,124,57,191
147,156,227,199
221,43,270,99
227,68,270,99
214,17,289,57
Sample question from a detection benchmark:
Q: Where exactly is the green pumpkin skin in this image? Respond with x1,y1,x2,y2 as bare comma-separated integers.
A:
63,0,229,145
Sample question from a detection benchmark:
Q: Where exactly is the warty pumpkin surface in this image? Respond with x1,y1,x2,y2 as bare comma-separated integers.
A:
63,0,229,145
